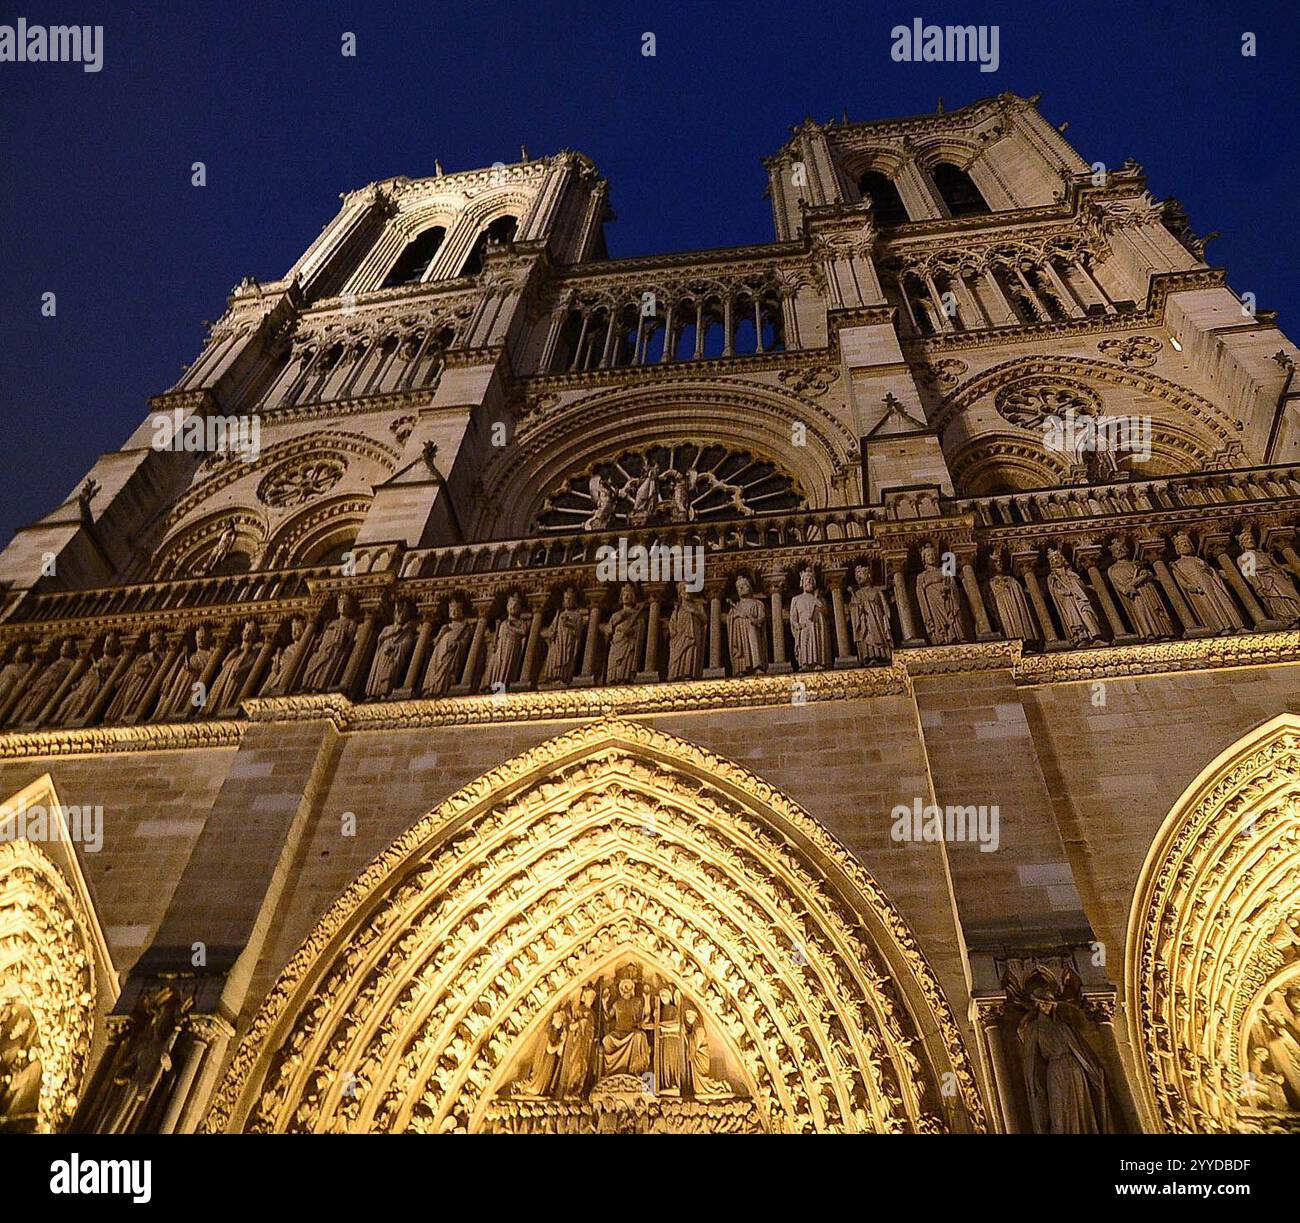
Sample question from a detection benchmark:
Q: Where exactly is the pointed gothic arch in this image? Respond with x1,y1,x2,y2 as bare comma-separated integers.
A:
1126,714,1300,1133
206,719,985,1134
0,775,115,1133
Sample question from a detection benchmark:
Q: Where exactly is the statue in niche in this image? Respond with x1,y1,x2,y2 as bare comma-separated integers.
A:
365,601,416,698
107,629,168,722
848,564,893,663
301,596,360,692
54,633,122,723
155,626,217,720
206,619,262,713
0,643,33,710
1169,531,1245,632
624,462,661,527
601,584,645,684
1011,970,1113,1134
666,582,707,681
789,567,830,670
1236,527,1300,623
539,587,585,685
601,975,651,1077
202,521,239,575
423,598,473,696
583,474,618,532
264,616,307,696
1107,538,1173,639
90,983,195,1134
481,593,530,691
0,1002,42,1134
725,573,767,674
9,639,77,725
987,552,1038,642
915,544,963,645
1046,549,1102,645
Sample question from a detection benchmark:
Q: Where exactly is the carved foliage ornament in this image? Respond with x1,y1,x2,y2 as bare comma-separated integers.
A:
1098,335,1161,370
205,720,984,1134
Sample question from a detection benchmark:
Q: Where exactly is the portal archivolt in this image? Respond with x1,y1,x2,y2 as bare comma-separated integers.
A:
1127,713,1300,1134
207,718,984,1133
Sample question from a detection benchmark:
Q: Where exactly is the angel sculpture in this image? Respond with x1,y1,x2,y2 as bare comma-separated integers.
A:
583,473,618,531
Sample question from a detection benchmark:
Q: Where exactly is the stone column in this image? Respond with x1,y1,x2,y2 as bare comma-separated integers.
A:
1014,552,1062,649
1212,546,1270,627
888,555,925,647
340,610,381,697
637,587,665,682
1076,542,1134,643
513,604,546,691
79,637,137,727
452,599,492,695
394,615,436,699
767,570,791,674
704,591,726,679
233,632,278,711
829,581,856,666
573,591,604,688
956,549,997,641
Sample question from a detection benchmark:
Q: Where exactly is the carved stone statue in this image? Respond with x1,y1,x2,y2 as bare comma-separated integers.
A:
558,987,598,1098
88,984,196,1134
9,639,76,725
789,567,830,670
1017,982,1113,1134
207,620,262,712
1236,527,1300,623
583,473,617,531
264,616,307,696
106,629,168,722
0,643,33,710
54,633,122,723
988,553,1038,642
1046,549,1102,645
726,574,767,674
601,585,645,684
915,544,963,645
155,626,217,719
0,1002,42,1133
1170,531,1245,632
539,587,584,685
203,521,239,574
522,1012,566,1096
301,596,359,692
625,463,661,527
601,977,650,1077
666,583,707,681
1108,538,1173,639
848,565,892,662
481,593,530,691
365,602,416,698
423,598,474,696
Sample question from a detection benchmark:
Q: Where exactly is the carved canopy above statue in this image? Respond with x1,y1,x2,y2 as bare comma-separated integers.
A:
206,719,984,1134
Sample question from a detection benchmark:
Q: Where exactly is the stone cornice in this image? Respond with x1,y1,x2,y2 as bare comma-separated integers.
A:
0,719,243,758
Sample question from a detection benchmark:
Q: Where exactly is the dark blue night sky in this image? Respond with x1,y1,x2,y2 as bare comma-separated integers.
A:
1,0,1296,543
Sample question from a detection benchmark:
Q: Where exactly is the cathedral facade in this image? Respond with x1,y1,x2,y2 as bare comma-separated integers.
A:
1,92,1298,1135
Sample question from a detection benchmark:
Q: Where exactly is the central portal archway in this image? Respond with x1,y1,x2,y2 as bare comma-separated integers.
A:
207,719,984,1133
